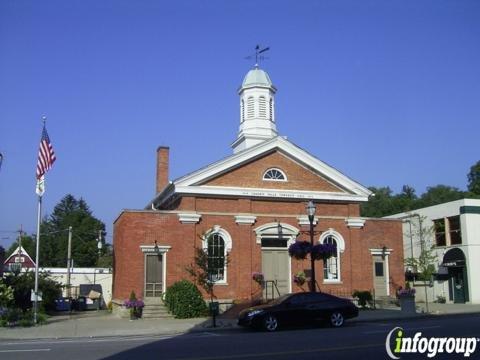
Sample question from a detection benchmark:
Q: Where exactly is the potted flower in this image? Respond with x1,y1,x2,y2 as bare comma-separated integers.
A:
252,272,264,285
293,271,306,286
396,285,416,314
124,291,145,320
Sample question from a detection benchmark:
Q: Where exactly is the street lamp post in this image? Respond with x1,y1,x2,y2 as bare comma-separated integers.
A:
307,200,316,293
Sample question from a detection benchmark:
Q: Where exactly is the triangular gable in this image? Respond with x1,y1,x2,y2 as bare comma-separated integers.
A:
3,245,36,266
151,136,372,207
201,150,347,193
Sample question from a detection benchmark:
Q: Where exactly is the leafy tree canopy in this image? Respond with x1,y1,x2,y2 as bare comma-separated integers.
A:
467,160,480,195
39,194,105,267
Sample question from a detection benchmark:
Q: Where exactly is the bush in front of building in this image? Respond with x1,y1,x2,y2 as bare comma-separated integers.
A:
352,290,373,309
164,280,208,318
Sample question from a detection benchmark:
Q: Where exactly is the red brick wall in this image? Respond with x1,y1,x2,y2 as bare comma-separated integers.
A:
113,201,403,301
204,151,344,193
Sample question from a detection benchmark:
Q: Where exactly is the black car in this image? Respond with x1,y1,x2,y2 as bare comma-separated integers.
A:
238,292,358,331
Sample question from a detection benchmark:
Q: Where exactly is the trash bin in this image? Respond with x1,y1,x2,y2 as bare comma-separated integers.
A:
76,296,87,311
54,297,72,311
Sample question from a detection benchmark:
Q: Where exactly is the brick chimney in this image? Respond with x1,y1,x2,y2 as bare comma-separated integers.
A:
156,146,169,194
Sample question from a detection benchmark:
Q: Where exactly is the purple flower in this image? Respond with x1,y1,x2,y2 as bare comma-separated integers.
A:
288,241,311,260
311,243,337,261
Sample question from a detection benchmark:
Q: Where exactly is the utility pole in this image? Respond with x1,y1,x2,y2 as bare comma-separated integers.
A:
97,230,103,257
66,226,72,298
17,225,23,272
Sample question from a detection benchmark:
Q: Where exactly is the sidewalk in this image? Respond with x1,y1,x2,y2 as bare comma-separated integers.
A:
1,303,479,341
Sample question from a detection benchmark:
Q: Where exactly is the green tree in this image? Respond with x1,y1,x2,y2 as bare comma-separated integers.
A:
360,186,395,217
403,215,437,312
39,194,105,267
467,160,480,195
415,185,465,209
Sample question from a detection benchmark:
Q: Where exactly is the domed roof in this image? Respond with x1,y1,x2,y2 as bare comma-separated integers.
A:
242,67,273,87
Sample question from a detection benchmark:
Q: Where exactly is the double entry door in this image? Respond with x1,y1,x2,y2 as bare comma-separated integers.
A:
262,249,290,297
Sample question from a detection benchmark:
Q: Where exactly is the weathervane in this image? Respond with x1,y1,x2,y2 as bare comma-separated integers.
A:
245,45,270,68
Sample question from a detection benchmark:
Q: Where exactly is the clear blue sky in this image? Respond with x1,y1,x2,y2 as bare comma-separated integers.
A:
1,1,479,248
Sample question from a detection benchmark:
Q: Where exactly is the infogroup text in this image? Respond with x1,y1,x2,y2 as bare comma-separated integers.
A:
386,327,479,358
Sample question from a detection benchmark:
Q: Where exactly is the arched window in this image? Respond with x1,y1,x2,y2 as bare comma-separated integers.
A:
319,229,345,283
202,226,232,284
247,97,254,119
207,233,225,282
259,96,267,118
323,236,339,281
263,168,287,181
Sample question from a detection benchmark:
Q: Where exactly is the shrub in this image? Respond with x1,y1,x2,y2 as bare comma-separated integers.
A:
2,271,62,312
352,290,373,309
164,280,208,319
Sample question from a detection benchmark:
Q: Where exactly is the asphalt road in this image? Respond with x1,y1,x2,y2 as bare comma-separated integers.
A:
1,314,479,360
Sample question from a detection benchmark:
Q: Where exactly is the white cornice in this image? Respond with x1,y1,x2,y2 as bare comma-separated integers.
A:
297,215,318,226
177,213,202,224
140,245,172,253
174,185,368,202
345,217,366,229
234,215,257,225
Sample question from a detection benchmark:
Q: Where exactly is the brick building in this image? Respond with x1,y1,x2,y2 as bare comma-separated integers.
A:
113,66,404,303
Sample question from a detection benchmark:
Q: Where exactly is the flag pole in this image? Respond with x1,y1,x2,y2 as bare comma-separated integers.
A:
34,194,42,325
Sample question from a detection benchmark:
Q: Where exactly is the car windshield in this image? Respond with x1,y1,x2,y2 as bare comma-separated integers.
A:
269,294,293,305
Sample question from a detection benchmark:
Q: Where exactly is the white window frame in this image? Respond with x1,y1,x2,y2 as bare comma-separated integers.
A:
202,226,232,285
263,168,287,182
319,229,345,284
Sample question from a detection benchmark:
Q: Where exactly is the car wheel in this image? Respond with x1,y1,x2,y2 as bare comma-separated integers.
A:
263,314,278,332
330,312,344,327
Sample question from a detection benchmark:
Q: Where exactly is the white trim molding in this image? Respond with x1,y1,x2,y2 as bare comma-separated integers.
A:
369,248,392,297
177,213,202,224
319,229,346,252
140,245,172,253
140,245,171,295
234,215,257,225
202,226,233,285
297,215,318,226
319,229,345,283
253,222,299,244
345,217,365,229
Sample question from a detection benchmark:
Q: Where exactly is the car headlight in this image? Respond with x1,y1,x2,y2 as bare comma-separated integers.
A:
247,309,264,317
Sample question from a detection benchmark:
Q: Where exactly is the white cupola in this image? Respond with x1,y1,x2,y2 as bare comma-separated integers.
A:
231,65,277,153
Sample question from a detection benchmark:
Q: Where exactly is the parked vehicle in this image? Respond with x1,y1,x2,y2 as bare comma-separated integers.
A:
238,292,358,331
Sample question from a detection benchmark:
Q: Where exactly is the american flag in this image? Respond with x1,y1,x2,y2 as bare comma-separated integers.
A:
36,124,56,179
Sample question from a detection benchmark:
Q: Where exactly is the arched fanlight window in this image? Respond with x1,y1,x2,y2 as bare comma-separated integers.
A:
263,168,287,182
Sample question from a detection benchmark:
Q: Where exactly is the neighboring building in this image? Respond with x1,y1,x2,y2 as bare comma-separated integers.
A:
3,245,36,272
387,199,480,304
113,66,404,303
3,245,112,303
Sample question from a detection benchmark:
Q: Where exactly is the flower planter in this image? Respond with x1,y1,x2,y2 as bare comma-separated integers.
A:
399,295,416,314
